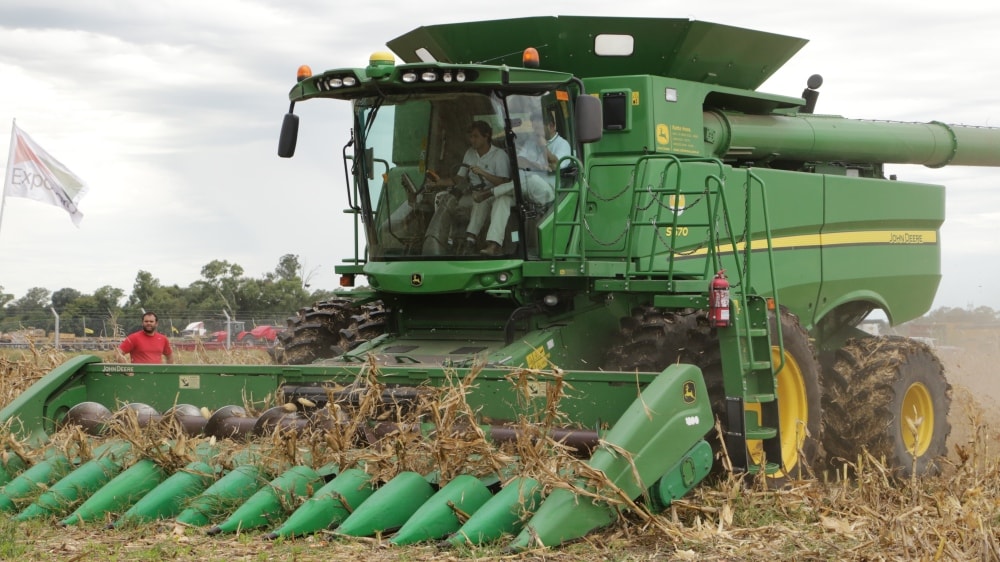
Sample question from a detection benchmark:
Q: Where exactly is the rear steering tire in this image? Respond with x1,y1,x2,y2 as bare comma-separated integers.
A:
822,336,951,477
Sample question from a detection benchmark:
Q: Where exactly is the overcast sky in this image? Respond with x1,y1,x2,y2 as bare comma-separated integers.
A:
2,1,999,314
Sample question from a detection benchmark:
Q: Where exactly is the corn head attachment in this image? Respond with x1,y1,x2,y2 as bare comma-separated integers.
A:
0,356,714,549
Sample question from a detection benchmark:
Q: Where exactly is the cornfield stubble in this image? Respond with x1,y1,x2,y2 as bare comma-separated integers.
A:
0,342,997,561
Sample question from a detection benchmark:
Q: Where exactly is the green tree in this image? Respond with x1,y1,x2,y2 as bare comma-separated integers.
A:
124,271,189,333
51,288,82,311
194,260,246,314
0,254,325,336
89,285,126,335
65,294,102,336
0,286,14,309
127,270,160,308
51,288,85,335
6,287,52,332
274,254,301,282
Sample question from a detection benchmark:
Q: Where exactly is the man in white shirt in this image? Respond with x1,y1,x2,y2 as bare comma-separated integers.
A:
471,113,571,256
421,120,511,255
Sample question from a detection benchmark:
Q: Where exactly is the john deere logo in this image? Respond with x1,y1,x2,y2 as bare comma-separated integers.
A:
410,273,423,287
682,380,697,404
655,123,670,145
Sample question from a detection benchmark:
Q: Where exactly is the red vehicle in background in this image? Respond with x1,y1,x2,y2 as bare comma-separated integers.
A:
236,325,285,347
183,322,285,349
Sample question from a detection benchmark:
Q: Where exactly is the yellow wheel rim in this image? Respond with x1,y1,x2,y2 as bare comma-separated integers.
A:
747,348,810,476
900,382,934,457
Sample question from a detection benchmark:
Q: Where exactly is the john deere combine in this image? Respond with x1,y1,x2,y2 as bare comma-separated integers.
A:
0,16,993,549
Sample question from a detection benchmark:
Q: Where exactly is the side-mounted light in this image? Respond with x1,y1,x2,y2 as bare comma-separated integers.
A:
522,47,540,68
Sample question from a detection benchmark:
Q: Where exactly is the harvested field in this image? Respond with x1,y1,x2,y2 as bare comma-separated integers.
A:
0,342,997,561
939,345,1000,453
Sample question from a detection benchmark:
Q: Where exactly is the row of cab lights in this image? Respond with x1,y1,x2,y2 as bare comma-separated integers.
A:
321,68,472,89
297,46,541,90
297,65,470,91
297,66,357,91
401,69,469,83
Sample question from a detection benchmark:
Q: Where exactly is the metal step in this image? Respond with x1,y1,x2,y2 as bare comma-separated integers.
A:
744,424,777,440
744,393,776,404
745,360,772,372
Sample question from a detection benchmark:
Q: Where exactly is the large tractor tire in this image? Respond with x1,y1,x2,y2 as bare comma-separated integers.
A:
601,307,718,372
822,336,951,477
271,298,386,365
602,307,822,484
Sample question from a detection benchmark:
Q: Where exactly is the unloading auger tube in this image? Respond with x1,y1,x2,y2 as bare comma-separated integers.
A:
703,110,1000,167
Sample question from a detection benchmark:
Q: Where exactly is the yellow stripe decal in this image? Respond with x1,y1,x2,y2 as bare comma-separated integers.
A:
686,230,937,255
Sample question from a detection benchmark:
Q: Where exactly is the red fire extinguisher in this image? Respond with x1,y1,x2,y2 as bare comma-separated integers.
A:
709,270,730,327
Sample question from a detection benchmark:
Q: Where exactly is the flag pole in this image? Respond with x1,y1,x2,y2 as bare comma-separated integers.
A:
0,118,16,239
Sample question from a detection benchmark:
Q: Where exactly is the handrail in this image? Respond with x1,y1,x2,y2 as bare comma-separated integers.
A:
547,155,587,273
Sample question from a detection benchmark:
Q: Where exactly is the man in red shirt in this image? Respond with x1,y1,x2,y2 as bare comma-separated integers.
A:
118,312,174,364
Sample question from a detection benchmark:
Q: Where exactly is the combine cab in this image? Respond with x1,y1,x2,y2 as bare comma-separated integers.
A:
0,16,989,549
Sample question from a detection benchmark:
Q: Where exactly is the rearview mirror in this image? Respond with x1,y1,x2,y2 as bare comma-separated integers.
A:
575,95,603,144
278,113,299,158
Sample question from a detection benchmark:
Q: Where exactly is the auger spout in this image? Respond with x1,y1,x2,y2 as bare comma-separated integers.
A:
703,110,1000,168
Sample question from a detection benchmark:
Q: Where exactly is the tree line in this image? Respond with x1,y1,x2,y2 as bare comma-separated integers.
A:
0,254,338,338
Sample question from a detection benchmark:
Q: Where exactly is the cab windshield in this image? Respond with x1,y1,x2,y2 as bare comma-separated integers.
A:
356,90,573,260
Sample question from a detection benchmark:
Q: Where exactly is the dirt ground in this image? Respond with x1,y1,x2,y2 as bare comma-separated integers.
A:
937,342,1000,459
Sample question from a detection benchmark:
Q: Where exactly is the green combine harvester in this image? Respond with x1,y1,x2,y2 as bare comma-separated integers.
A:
1,16,994,549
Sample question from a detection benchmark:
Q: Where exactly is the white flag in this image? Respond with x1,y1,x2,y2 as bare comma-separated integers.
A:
3,123,88,226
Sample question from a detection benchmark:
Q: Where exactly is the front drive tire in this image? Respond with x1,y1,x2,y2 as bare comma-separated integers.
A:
746,311,823,482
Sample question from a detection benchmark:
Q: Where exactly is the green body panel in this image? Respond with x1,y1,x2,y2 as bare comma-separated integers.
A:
387,17,805,89
365,259,522,294
0,454,71,512
336,471,435,536
449,477,542,546
211,466,322,534
0,456,27,487
117,460,217,526
509,363,712,549
268,468,375,539
0,359,692,434
390,474,493,545
175,465,268,527
61,458,167,526
14,441,131,521
647,440,714,510
0,354,101,440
